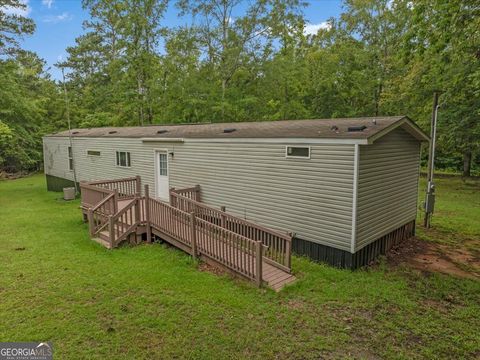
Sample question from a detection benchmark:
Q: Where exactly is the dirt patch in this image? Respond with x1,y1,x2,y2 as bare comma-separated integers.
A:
198,262,228,276
388,236,480,280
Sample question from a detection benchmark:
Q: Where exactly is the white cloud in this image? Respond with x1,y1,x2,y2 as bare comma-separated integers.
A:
42,0,54,9
42,12,73,24
1,0,31,17
304,21,331,36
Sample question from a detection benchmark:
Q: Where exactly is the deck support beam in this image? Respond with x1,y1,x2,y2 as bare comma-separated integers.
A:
145,185,152,243
108,215,114,248
190,212,197,259
87,209,94,237
256,242,263,287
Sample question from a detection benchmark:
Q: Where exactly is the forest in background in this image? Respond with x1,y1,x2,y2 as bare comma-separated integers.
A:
0,0,478,175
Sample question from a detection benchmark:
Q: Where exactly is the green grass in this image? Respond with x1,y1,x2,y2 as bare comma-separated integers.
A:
417,177,480,251
0,174,479,359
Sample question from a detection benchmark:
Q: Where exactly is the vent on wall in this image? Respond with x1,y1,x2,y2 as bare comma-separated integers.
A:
223,128,236,133
72,131,79,134
348,125,367,132
108,130,117,134
157,130,168,134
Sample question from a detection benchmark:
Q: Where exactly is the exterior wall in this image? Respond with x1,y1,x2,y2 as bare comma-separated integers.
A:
45,174,77,192
43,137,75,182
168,142,355,251
43,136,355,251
355,127,421,251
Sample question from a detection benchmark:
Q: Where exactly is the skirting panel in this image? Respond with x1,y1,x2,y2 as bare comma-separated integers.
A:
292,220,416,269
46,174,77,192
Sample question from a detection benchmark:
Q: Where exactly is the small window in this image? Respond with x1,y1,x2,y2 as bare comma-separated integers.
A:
158,153,167,176
286,146,310,158
87,150,101,156
116,151,131,167
68,146,73,170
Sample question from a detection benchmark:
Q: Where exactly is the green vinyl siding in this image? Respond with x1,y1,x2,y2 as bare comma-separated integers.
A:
355,127,421,251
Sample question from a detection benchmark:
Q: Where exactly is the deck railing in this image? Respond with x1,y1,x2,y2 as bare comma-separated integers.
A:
109,197,140,247
148,197,193,247
170,191,292,272
80,182,115,210
81,178,291,287
87,192,117,237
194,217,263,283
87,176,140,199
147,194,263,285
170,185,201,205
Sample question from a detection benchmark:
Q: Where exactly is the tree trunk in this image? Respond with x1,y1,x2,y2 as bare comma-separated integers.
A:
463,150,472,177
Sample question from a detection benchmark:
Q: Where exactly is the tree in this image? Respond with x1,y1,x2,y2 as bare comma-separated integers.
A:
399,0,480,176
0,0,35,56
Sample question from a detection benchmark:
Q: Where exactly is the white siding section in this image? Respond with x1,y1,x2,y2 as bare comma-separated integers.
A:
43,136,355,251
355,127,421,251
43,137,74,181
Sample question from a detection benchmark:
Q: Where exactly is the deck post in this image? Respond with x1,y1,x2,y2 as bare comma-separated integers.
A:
109,215,115,248
169,187,175,207
195,185,201,202
134,194,141,226
255,241,263,287
135,176,141,195
286,232,294,271
87,208,94,237
190,212,197,259
113,189,118,214
220,206,226,228
145,185,152,243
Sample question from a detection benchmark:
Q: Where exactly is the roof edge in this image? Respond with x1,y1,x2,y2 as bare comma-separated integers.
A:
367,116,430,144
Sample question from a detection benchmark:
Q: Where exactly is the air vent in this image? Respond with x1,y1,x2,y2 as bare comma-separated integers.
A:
72,131,79,134
157,130,168,134
223,128,236,133
348,125,367,132
108,130,117,134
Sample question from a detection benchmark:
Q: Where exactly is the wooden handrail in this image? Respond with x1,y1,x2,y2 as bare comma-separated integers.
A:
87,176,138,186
170,192,291,241
171,185,201,202
80,182,114,196
91,192,115,212
170,192,293,271
148,196,265,284
83,177,139,199
109,197,140,246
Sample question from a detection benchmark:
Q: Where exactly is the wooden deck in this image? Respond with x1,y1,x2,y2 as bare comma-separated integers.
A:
80,178,296,291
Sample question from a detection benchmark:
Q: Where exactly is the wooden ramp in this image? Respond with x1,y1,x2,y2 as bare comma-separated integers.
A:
81,178,296,291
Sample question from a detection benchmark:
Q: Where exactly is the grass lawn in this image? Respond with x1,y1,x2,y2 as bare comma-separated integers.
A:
0,174,479,359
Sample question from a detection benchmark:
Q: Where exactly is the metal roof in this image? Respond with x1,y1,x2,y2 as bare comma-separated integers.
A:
45,116,429,143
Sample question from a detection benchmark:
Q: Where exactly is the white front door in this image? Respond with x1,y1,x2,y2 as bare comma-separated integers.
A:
155,150,169,201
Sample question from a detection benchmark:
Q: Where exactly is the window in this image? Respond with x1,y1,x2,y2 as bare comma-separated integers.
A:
116,151,131,167
68,146,73,170
286,146,310,159
87,150,101,156
158,153,167,176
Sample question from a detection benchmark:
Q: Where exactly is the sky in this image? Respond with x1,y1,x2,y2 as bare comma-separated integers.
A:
6,0,343,80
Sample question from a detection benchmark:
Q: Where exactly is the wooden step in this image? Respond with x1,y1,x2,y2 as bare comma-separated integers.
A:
99,230,109,241
92,236,112,249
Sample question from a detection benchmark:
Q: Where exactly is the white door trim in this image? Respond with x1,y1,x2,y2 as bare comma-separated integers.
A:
153,148,170,202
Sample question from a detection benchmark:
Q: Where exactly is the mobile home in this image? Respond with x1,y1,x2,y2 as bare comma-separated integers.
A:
43,116,429,268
